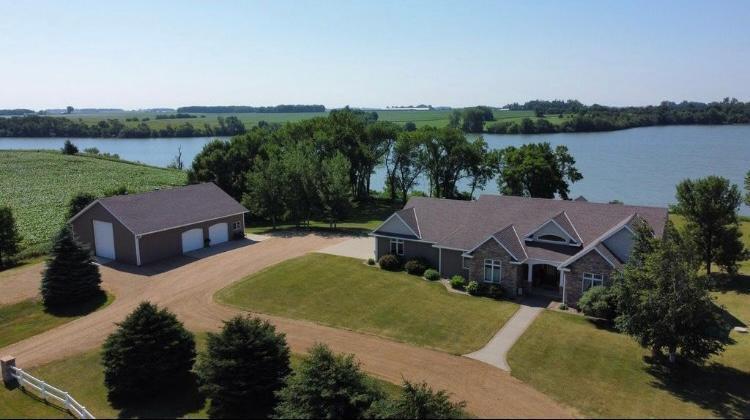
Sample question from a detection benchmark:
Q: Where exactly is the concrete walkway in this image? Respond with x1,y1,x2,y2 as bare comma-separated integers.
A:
464,298,548,371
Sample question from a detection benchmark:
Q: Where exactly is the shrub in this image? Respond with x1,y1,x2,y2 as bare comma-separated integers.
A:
61,139,78,155
367,380,467,419
404,258,428,276
102,302,196,403
484,284,504,300
450,275,465,290
40,225,102,308
274,344,383,419
0,206,22,269
197,316,291,418
66,192,98,219
466,281,480,295
378,254,401,271
367,258,375,266
578,285,618,320
423,269,440,281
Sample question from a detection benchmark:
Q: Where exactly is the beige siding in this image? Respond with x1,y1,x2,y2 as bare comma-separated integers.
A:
70,202,138,265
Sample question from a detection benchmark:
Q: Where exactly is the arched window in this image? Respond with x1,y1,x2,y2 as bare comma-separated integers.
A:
538,234,566,242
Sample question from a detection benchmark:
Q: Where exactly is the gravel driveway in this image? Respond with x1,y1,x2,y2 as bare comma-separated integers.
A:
0,233,574,418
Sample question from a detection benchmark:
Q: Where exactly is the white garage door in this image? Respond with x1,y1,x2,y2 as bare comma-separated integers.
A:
181,228,204,253
208,223,228,246
93,220,116,260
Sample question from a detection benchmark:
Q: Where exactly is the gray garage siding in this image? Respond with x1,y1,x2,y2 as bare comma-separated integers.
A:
70,202,137,265
375,236,440,269
138,214,243,265
440,248,468,279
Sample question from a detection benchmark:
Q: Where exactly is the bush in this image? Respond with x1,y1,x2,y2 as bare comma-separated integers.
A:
61,139,78,155
367,380,467,419
274,344,383,419
196,316,291,418
378,254,401,271
66,192,98,219
0,206,22,269
483,284,504,300
102,302,196,403
404,258,428,276
367,258,375,266
578,285,618,320
40,225,102,308
423,269,440,281
450,275,465,290
466,281,480,295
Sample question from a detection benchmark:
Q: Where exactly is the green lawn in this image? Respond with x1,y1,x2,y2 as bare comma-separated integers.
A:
0,333,401,419
216,253,518,354
0,293,113,348
0,150,186,254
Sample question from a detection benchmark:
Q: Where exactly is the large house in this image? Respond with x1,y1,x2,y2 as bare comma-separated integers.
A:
371,195,668,306
70,183,248,266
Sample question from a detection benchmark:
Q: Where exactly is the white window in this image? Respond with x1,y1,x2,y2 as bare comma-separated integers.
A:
232,221,241,231
462,257,471,270
483,259,502,283
390,239,404,256
582,272,605,291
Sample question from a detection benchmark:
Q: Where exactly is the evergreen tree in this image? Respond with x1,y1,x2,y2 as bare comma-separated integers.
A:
102,302,196,403
369,381,467,419
197,316,291,419
0,206,22,269
40,225,102,308
274,344,383,419
61,139,78,155
614,222,731,364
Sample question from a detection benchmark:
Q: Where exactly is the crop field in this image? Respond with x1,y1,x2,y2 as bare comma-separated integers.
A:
0,150,186,254
49,108,553,131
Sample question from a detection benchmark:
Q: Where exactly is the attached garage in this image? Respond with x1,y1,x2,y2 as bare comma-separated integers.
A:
70,182,248,266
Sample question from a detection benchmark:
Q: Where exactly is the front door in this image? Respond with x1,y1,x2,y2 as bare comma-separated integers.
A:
532,264,559,292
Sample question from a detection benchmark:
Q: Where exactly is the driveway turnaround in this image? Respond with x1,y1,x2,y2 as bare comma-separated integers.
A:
0,234,575,419
316,236,375,260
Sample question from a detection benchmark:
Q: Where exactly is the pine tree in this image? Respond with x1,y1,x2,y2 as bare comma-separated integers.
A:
368,381,467,419
0,206,22,269
102,302,196,403
40,225,102,308
197,316,291,418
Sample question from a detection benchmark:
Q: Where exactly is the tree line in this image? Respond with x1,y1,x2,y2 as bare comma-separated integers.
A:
0,115,247,138
177,104,326,113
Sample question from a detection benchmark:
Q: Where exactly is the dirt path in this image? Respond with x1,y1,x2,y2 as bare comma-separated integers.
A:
0,263,45,305
0,234,575,418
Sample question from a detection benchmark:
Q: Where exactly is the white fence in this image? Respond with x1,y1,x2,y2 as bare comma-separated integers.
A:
10,366,95,419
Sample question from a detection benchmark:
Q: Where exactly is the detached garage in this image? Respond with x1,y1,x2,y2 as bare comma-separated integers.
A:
69,182,248,266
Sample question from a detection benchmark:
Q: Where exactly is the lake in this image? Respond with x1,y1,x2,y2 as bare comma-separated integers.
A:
1,125,748,214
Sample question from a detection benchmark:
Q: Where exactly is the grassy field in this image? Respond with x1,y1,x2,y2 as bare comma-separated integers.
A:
0,150,186,254
508,218,750,418
0,293,113,348
50,109,547,131
0,333,401,419
216,253,518,354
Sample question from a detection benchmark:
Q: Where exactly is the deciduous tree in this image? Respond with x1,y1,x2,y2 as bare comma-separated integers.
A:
0,206,22,269
495,142,582,199
66,192,97,219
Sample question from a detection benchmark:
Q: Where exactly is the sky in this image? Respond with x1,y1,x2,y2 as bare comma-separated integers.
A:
1,0,749,109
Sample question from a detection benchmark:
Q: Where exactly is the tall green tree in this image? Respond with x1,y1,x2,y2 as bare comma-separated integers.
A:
0,206,22,269
197,316,291,419
418,127,483,199
102,302,196,403
461,106,494,133
40,225,102,308
66,192,98,219
614,222,731,364
274,344,383,419
318,152,353,228
674,176,746,276
393,131,425,203
494,142,583,199
282,142,320,227
466,138,496,199
368,381,467,419
243,156,288,229
745,169,750,206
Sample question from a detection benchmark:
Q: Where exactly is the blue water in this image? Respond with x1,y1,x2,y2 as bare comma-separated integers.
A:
1,124,748,214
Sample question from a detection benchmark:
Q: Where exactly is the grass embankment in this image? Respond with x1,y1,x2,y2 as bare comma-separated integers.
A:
0,333,401,419
0,293,114,348
217,253,518,354
0,150,186,257
508,218,750,418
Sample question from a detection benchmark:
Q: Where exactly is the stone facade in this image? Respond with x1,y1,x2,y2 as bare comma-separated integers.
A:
564,250,616,306
468,239,522,296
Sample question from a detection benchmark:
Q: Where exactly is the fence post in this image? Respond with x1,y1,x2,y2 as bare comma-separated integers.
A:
64,392,72,410
0,356,16,386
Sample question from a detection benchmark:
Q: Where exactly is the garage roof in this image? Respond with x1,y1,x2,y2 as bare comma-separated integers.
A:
76,183,248,235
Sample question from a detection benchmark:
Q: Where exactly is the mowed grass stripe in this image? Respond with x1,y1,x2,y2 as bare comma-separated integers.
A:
216,253,518,354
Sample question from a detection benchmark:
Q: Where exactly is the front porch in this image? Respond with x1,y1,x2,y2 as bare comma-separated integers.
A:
519,262,564,300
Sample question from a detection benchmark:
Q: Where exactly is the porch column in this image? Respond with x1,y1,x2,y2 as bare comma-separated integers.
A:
527,263,533,284
560,270,566,305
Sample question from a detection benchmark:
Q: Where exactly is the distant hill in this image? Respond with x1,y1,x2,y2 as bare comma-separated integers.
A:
177,105,326,113
0,109,34,116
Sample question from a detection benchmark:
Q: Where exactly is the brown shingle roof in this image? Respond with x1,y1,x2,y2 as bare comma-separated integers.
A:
95,183,248,235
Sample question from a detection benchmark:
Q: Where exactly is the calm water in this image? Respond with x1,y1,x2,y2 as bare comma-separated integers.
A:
1,125,748,214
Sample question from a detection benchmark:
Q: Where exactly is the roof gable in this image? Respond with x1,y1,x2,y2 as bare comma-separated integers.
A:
373,209,420,239
525,212,581,245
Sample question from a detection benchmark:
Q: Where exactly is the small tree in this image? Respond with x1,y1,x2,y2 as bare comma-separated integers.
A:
368,381,467,419
495,142,583,199
675,176,746,276
102,302,196,403
243,156,287,229
40,225,102,308
614,222,731,364
318,153,352,228
197,316,291,419
66,192,98,219
61,139,78,155
274,343,383,419
0,206,22,269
